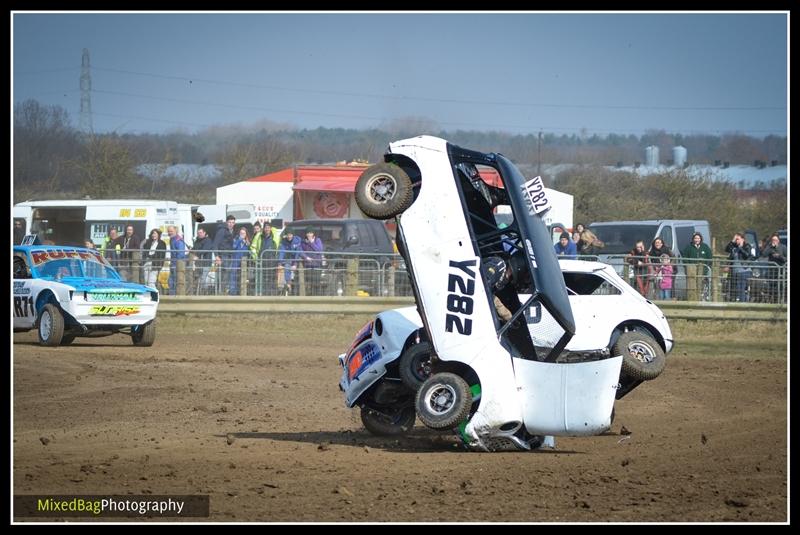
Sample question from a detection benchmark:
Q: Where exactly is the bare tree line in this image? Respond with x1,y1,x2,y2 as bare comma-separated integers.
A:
13,99,788,242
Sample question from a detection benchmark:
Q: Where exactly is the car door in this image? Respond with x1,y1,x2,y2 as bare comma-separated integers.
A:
515,355,622,436
13,253,38,330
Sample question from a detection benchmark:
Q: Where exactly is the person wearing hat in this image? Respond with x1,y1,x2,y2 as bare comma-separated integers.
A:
278,229,302,295
554,231,577,259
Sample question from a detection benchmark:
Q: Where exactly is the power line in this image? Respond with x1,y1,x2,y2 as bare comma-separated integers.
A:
87,107,785,137
18,88,788,136
91,89,382,122
91,65,786,112
88,88,787,135
93,111,213,129
18,88,785,135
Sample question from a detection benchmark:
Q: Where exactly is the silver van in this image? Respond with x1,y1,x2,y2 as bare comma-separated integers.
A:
586,219,711,259
586,220,712,300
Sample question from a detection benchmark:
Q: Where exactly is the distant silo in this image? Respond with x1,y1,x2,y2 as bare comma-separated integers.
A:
673,146,687,167
645,145,659,167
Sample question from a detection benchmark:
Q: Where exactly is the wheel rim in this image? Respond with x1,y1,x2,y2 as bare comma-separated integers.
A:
413,355,431,381
627,341,656,364
423,383,457,415
39,310,51,340
365,173,397,203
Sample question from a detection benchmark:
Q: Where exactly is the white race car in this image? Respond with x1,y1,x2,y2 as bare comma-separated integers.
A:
13,245,160,346
338,259,672,439
350,135,672,451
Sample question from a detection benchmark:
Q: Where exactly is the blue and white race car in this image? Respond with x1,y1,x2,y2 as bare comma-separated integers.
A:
13,245,160,346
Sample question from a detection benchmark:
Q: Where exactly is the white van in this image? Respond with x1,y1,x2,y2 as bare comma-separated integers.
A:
13,199,195,248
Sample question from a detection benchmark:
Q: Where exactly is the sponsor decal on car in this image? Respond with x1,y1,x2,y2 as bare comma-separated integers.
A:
13,281,31,295
346,342,380,382
87,292,139,301
89,305,141,316
30,248,107,266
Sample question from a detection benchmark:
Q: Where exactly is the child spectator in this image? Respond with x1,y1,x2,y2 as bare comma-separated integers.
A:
655,253,674,300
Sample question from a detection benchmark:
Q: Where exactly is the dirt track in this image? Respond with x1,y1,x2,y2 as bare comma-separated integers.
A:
13,315,787,522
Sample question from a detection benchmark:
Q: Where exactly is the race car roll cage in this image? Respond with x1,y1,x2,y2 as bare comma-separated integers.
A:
395,143,576,363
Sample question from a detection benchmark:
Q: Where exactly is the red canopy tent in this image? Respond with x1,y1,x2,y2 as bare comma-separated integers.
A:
250,163,500,222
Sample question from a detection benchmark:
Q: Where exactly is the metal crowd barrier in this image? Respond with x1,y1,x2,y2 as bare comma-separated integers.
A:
105,247,787,303
587,254,788,304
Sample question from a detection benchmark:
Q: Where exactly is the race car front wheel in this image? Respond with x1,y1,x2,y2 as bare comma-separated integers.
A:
416,372,473,430
132,321,156,347
613,330,666,381
355,163,413,219
37,303,65,347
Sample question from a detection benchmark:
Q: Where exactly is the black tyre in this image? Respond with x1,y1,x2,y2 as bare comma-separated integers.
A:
37,303,65,347
612,330,666,381
60,334,76,346
355,163,414,220
398,342,433,391
360,405,416,436
415,372,473,430
132,321,156,347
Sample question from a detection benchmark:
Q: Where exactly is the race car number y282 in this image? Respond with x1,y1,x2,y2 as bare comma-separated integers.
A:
445,259,476,335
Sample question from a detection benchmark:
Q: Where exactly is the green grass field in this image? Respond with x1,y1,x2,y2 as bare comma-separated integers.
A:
669,318,787,359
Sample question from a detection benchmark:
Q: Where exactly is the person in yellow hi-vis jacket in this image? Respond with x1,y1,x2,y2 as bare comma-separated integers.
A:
101,227,122,269
249,221,281,295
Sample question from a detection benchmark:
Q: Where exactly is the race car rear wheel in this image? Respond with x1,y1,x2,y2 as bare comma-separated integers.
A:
613,330,666,381
360,405,416,436
132,321,156,347
398,342,433,391
37,303,65,347
355,163,413,219
416,372,473,430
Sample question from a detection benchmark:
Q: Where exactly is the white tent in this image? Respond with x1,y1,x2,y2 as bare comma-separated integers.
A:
216,181,294,224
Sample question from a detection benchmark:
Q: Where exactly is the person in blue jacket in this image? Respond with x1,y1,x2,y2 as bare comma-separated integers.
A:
278,230,302,295
554,231,577,259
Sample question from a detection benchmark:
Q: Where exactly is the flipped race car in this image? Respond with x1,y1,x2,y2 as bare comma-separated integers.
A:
338,259,672,440
347,135,671,451
13,245,160,346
